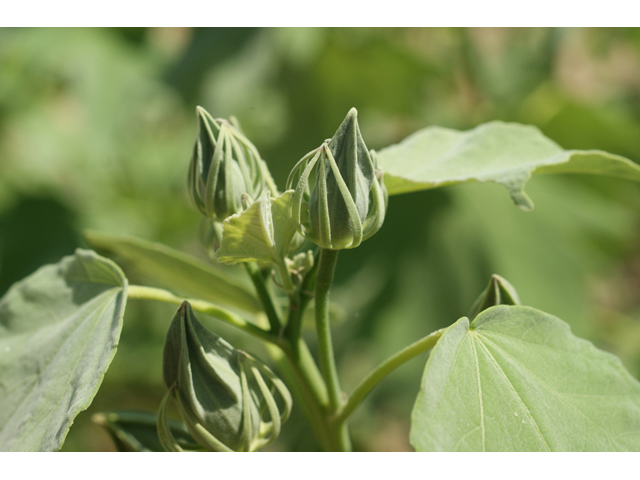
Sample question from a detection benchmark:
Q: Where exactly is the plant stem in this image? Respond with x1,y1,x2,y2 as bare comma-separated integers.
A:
275,262,296,297
126,285,279,346
335,328,446,424
291,338,329,406
268,341,339,451
242,262,345,451
244,262,282,333
315,248,343,413
284,255,318,345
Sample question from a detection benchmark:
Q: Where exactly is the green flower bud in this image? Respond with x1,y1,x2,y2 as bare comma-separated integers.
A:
286,108,388,250
159,302,292,452
188,106,266,222
468,274,521,320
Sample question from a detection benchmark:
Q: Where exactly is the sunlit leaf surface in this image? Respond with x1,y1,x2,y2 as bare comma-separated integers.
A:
216,191,299,266
411,305,640,451
0,250,127,451
377,121,640,210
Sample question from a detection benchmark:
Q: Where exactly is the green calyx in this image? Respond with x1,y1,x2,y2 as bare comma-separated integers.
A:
160,302,292,452
188,106,266,222
287,108,388,250
468,274,521,320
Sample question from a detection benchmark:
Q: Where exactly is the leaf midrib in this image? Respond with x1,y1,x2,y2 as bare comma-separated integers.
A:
479,335,622,451
473,334,551,451
469,334,485,451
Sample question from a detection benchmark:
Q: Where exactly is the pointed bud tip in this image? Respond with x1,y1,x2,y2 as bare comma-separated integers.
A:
347,107,358,117
178,301,189,313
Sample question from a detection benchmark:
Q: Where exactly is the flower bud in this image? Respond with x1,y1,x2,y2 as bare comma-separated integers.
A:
286,250,314,276
286,108,387,250
188,106,266,222
468,274,521,320
159,302,292,452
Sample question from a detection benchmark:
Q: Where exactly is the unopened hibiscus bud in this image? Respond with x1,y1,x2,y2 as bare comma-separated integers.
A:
159,302,292,452
286,108,387,250
188,106,266,222
468,274,521,320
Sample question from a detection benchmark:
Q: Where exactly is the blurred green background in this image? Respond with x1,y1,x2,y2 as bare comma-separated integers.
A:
2,27,640,451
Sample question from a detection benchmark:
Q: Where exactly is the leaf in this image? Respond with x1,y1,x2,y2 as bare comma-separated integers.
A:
84,230,261,314
410,305,640,452
92,410,197,452
376,121,640,211
216,190,299,265
0,249,128,451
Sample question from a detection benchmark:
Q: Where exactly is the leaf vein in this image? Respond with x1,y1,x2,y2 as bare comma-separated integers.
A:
480,336,622,451
474,337,551,451
469,334,485,451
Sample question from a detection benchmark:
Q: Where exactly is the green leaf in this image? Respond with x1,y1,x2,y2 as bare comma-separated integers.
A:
92,410,198,452
84,230,261,314
0,249,128,451
410,305,640,451
216,190,299,265
376,121,640,211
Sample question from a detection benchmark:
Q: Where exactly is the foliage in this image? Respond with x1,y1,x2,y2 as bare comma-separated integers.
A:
0,250,127,451
2,28,640,452
411,306,640,451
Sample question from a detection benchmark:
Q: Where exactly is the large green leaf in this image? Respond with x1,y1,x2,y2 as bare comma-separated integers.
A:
376,121,640,210
0,249,128,451
84,230,261,314
410,305,640,451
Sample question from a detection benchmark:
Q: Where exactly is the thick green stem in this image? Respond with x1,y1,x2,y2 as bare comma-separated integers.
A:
243,262,344,451
275,262,296,297
244,263,282,333
292,338,329,406
127,285,280,346
284,254,318,345
315,248,343,413
335,328,446,424
266,341,336,451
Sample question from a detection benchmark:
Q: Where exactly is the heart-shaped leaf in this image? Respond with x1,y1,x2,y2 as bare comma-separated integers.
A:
0,249,128,451
377,121,640,211
411,305,640,451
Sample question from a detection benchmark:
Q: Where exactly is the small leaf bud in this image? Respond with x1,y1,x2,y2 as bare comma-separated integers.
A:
286,250,314,276
468,274,521,320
